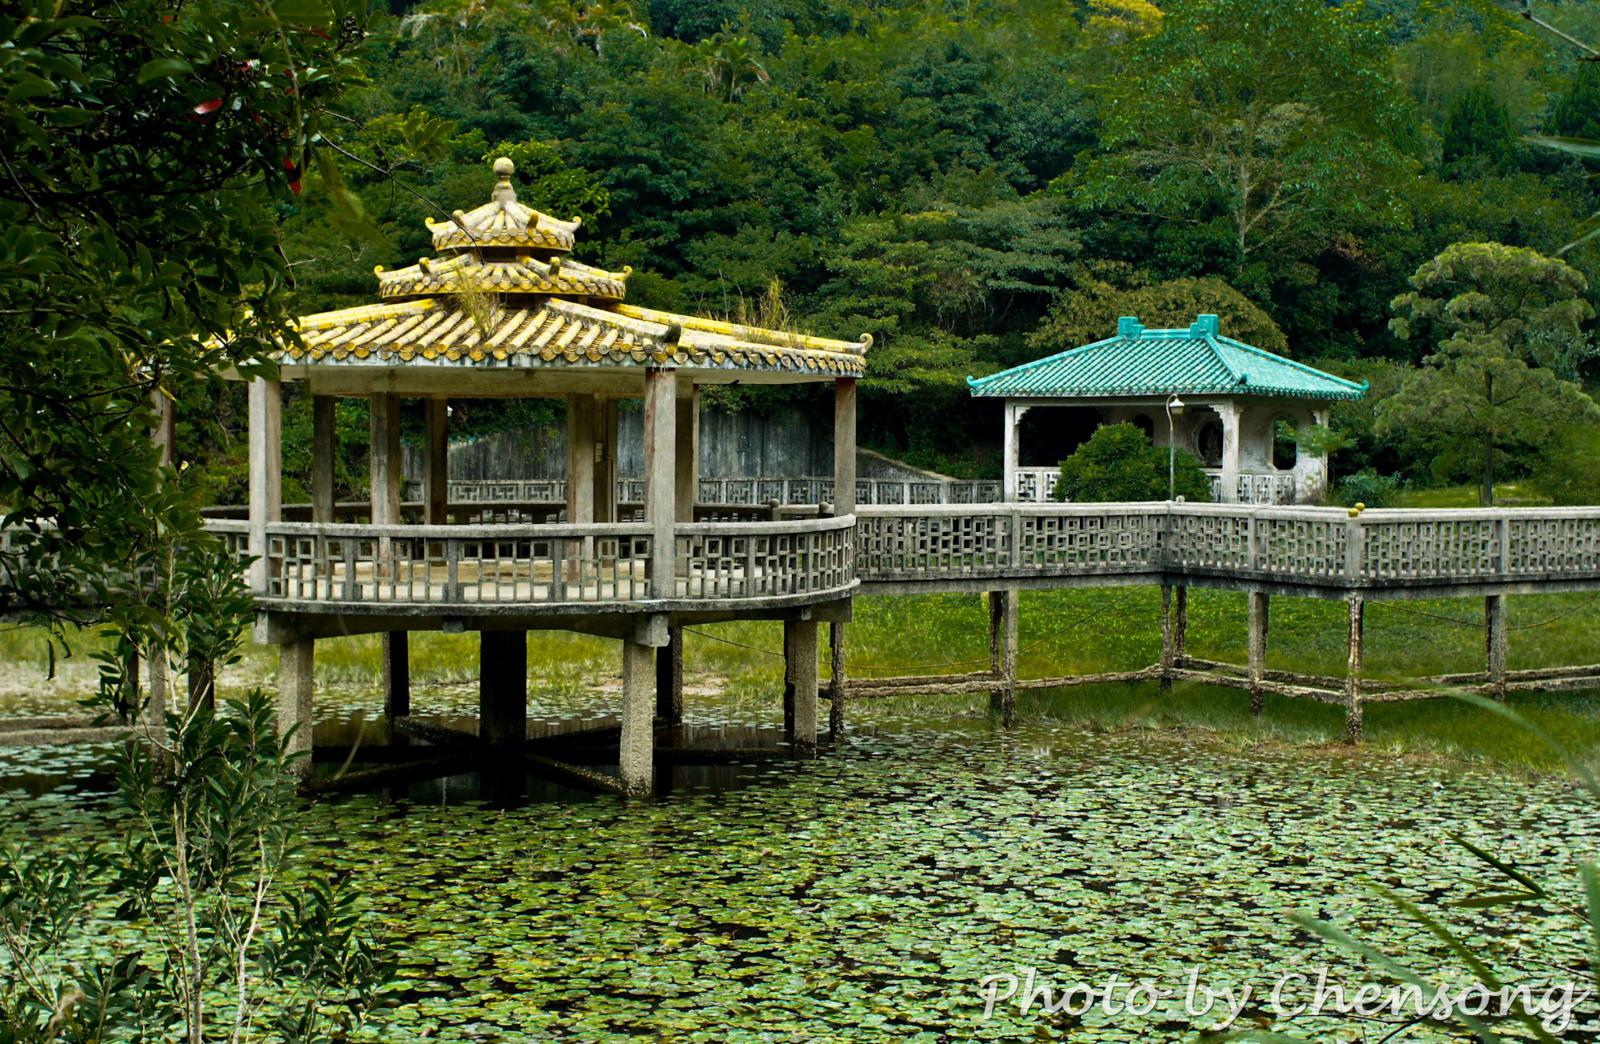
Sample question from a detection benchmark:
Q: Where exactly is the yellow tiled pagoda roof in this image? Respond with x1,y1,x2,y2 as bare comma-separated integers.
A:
423,157,581,253
375,252,629,301
274,156,869,379
285,297,868,375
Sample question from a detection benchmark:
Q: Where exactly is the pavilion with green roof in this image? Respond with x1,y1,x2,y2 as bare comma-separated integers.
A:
968,315,1366,504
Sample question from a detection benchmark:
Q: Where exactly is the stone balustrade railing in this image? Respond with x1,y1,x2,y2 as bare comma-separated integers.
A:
204,515,857,610
400,477,1003,507
855,504,1600,592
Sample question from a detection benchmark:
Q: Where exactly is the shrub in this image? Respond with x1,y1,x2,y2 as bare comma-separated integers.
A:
1054,423,1211,502
1336,468,1401,508
1533,424,1600,505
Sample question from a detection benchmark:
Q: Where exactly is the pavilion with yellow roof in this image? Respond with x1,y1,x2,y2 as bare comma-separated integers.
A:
239,157,867,795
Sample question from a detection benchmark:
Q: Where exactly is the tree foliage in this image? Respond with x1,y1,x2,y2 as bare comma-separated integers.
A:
1054,422,1211,503
1379,242,1599,504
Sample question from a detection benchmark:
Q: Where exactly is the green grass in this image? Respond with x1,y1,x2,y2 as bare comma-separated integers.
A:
1392,482,1553,508
5,587,1599,777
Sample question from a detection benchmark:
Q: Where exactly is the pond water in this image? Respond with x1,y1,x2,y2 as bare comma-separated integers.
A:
3,679,1598,1042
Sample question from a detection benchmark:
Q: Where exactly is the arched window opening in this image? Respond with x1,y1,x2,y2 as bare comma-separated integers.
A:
1131,413,1155,441
1196,418,1224,468
1272,417,1298,471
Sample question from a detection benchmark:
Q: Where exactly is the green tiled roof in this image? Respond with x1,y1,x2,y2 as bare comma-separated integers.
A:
968,315,1367,401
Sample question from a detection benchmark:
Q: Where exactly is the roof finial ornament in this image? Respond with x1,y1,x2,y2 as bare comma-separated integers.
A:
491,156,516,204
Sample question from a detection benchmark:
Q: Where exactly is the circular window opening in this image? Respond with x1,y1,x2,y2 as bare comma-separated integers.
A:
1272,417,1298,471
1196,419,1223,468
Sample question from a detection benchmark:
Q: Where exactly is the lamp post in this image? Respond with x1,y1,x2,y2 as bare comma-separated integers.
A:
1165,393,1186,500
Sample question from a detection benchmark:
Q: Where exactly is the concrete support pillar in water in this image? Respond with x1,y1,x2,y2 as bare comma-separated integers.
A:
1248,590,1269,716
787,618,819,757
1173,586,1187,663
1485,594,1508,700
278,639,314,773
478,631,527,748
988,590,1018,726
620,635,656,796
656,625,683,724
1344,595,1365,744
384,632,411,721
1159,584,1175,692
782,619,798,738
828,620,847,737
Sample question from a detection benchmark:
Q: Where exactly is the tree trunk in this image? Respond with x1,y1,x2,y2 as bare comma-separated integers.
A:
1482,373,1495,507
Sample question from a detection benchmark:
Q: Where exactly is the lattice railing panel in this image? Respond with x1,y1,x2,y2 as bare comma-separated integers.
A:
677,524,853,600
854,513,1011,578
1361,519,1501,582
1253,516,1347,580
1505,516,1600,577
1017,512,1164,572
1165,513,1255,573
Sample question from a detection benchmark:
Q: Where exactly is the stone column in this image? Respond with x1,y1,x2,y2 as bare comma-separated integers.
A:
782,619,798,738
642,368,677,598
278,639,314,772
833,378,857,515
828,620,847,737
1344,595,1365,744
479,630,527,747
595,398,619,523
247,378,282,594
620,636,655,796
988,590,1019,725
656,625,683,724
788,619,819,757
1248,590,1269,715
1160,584,1175,692
424,397,449,525
1485,594,1508,700
1001,401,1019,502
675,386,699,523
1217,402,1243,504
370,394,408,716
566,394,596,525
369,393,401,525
312,395,336,523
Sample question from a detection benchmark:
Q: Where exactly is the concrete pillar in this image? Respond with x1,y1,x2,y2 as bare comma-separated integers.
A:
424,398,448,525
1160,584,1175,692
278,639,314,771
988,590,1018,725
247,379,282,593
1344,595,1364,744
620,636,655,796
383,632,410,721
782,619,798,738
595,398,619,523
1217,402,1243,504
312,395,336,523
145,651,168,729
1248,590,1269,715
828,620,847,737
151,386,176,469
788,619,819,757
566,394,596,525
1173,586,1188,662
656,625,683,724
1486,594,1508,700
643,368,677,598
833,378,857,515
675,387,699,523
1002,401,1019,502
369,392,401,524
478,630,527,747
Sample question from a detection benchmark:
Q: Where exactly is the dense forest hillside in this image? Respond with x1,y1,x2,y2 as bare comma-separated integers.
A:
270,0,1600,493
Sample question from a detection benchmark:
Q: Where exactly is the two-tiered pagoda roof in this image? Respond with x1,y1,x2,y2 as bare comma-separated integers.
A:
280,157,869,380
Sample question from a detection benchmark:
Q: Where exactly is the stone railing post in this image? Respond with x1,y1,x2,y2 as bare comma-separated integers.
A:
1344,513,1366,587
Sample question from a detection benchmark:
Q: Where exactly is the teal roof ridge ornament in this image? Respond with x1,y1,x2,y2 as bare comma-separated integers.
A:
966,314,1366,400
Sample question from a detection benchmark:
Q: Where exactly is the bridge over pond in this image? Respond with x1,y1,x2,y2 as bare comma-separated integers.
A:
182,499,1600,797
